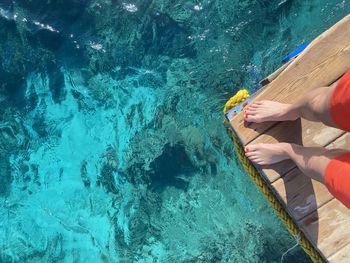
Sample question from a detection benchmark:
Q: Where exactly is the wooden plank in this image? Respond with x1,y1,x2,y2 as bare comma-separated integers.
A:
230,14,350,145
328,243,350,263
270,133,350,221
251,119,343,183
297,130,350,257
299,199,350,258
271,168,333,221
326,132,350,150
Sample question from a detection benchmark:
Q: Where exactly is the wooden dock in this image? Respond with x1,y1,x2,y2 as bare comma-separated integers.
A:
226,15,350,262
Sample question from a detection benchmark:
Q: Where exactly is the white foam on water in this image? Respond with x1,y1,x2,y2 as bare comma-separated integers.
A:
122,3,138,13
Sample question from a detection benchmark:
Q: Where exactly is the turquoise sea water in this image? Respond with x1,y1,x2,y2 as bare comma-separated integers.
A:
1,1,349,262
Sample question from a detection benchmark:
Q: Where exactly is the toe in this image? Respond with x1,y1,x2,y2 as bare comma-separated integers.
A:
246,105,257,112
245,115,261,123
252,101,263,106
261,100,272,104
245,152,256,158
245,145,257,152
255,159,267,165
246,109,257,116
249,157,260,163
247,144,260,152
247,106,258,112
249,103,261,109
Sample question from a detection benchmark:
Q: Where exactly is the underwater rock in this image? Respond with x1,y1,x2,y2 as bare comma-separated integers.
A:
149,143,194,191
0,6,56,108
162,115,182,145
115,228,127,258
31,113,48,138
137,72,164,89
126,103,145,128
70,89,85,111
127,203,151,251
80,68,94,84
140,54,170,81
97,146,118,194
0,154,11,196
80,160,91,188
114,189,163,259
25,83,39,113
180,126,204,158
47,61,66,104
0,109,27,153
0,109,28,196
86,74,115,108
0,66,26,107
124,129,167,179
152,0,194,24
30,164,41,187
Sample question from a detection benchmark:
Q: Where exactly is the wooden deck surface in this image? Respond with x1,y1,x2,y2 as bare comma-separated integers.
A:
227,15,350,262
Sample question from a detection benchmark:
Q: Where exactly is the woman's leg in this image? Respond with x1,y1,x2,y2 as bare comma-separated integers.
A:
245,142,347,183
244,80,339,128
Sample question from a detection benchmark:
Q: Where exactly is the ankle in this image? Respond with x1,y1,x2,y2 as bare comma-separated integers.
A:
284,105,300,120
279,143,294,158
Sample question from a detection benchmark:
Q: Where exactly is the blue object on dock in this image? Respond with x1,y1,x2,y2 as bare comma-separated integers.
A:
282,42,311,63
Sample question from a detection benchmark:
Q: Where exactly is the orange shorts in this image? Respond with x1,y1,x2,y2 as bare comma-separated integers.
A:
330,69,350,132
325,153,350,209
325,70,350,209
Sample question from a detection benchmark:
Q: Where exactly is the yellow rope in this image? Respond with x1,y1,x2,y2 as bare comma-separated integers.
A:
223,89,249,114
224,90,325,263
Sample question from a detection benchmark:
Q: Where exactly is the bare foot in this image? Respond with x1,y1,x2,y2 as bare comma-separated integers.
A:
245,143,291,165
243,100,299,123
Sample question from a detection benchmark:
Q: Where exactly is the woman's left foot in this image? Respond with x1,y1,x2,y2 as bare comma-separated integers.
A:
245,143,290,165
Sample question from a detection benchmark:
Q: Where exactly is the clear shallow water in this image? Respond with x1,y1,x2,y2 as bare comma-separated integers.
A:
0,1,349,262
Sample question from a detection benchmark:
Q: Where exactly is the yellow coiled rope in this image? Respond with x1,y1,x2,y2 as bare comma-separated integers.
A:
224,90,324,263
223,89,249,114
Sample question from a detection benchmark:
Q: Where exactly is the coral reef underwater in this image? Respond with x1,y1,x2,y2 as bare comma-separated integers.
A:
0,0,349,262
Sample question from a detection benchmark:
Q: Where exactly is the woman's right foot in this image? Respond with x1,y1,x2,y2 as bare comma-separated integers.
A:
244,100,299,123
245,143,291,165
